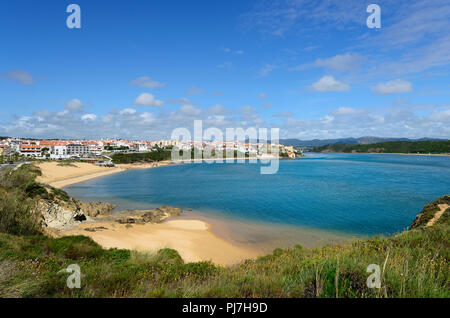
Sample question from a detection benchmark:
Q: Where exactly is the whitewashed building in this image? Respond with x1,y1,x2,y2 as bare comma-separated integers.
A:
50,145,69,159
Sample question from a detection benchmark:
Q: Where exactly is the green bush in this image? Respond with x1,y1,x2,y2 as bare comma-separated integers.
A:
0,189,41,235
153,248,184,266
0,165,44,235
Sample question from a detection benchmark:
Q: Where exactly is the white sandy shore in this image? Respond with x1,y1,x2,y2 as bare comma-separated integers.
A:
36,162,124,188
36,161,174,188
52,219,260,265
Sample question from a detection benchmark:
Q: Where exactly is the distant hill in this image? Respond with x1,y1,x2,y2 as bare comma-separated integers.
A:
279,137,444,148
312,140,450,154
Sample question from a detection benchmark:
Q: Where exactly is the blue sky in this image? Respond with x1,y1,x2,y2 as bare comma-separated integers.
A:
0,0,449,140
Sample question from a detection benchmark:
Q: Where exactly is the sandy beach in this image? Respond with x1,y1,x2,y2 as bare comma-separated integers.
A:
36,161,173,188
52,218,260,265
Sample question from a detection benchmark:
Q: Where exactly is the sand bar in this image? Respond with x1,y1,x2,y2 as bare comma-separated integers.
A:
36,162,126,188
54,219,260,265
35,161,176,188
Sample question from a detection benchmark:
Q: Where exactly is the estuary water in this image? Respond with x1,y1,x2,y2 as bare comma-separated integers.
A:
64,153,450,250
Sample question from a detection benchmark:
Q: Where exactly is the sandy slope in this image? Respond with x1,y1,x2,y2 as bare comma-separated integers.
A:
54,219,260,265
36,162,125,188
426,204,449,226
35,161,176,188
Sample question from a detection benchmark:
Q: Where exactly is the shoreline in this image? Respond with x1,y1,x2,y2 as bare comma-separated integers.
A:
175,210,360,254
36,156,352,265
36,161,175,189
36,159,270,265
50,217,261,266
312,151,450,157
36,156,290,189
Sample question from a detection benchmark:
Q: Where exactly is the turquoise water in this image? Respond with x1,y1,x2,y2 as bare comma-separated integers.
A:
64,153,450,237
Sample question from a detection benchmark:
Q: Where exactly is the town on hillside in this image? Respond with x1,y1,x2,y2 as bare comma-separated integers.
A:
0,137,302,163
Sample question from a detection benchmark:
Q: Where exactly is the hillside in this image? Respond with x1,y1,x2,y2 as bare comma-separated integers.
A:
0,165,448,298
279,137,444,148
313,140,450,154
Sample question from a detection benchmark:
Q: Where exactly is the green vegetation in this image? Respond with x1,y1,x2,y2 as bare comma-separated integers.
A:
410,196,450,229
112,149,172,164
0,165,71,235
56,160,78,167
112,149,253,164
0,165,448,297
0,217,448,297
188,149,250,160
104,144,129,151
313,140,450,154
0,165,44,235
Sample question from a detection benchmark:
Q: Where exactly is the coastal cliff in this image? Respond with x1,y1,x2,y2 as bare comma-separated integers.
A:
38,195,117,229
410,195,450,229
0,164,184,231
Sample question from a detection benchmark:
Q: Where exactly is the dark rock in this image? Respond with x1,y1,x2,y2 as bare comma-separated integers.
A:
74,214,87,222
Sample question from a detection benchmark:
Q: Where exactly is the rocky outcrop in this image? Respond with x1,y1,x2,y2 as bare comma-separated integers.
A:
38,197,117,229
38,199,87,229
77,201,117,217
100,205,183,225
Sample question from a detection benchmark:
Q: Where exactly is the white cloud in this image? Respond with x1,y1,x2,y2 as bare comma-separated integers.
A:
65,99,85,112
207,104,226,115
179,104,202,116
372,79,413,95
258,93,267,99
273,112,294,118
315,53,364,72
310,76,350,92
261,102,273,108
304,46,319,51
129,76,165,89
166,97,194,105
241,105,256,115
429,109,450,122
205,115,227,125
220,47,244,55
259,64,277,77
218,61,233,69
119,108,137,115
134,93,164,107
2,70,35,84
186,86,206,94
240,1,366,36
140,112,156,123
81,114,97,121
332,107,362,115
